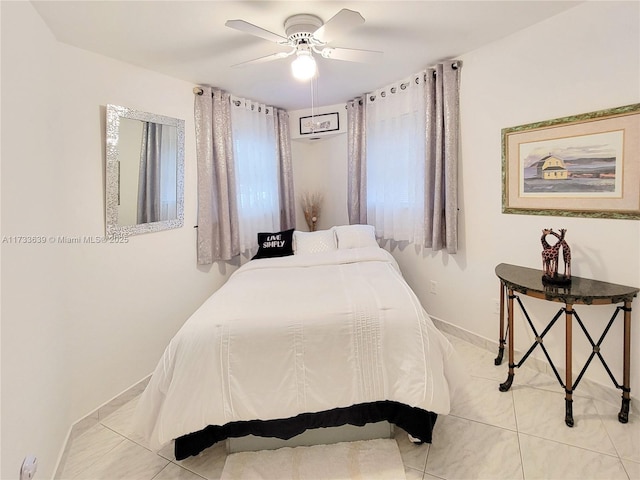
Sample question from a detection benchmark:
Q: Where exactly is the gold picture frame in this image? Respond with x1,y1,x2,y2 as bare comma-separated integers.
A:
502,104,640,220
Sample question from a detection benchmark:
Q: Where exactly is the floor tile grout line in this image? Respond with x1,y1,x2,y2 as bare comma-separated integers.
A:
420,440,430,478
592,399,640,465
598,410,631,464
620,463,632,480
518,429,624,460
61,330,636,480
151,462,208,480
509,389,527,480
480,367,637,468
100,417,226,478
447,411,519,433
61,435,128,480
168,458,217,479
622,457,640,480
510,389,527,480
99,422,155,453
111,418,224,479
57,421,136,480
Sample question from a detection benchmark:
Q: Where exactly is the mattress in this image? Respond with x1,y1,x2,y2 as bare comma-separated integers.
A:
134,246,464,452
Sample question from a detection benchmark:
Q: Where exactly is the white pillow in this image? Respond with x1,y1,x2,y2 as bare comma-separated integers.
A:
294,229,337,254
334,224,378,249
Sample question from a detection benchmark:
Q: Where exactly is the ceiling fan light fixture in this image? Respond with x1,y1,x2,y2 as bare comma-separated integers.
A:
291,50,317,81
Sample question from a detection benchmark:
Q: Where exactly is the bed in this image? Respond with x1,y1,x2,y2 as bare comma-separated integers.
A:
134,225,464,459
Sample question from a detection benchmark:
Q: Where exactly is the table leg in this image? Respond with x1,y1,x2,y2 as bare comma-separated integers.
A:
619,300,632,423
495,282,506,365
565,304,574,427
499,289,515,392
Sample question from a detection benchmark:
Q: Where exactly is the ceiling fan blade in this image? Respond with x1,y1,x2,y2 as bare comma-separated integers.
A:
320,47,382,63
231,51,292,68
313,9,364,44
225,19,288,43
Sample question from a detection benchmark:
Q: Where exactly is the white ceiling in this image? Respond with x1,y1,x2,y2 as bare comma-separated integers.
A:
32,1,581,111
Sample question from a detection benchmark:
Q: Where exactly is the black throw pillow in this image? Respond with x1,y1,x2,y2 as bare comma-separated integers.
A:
251,228,295,260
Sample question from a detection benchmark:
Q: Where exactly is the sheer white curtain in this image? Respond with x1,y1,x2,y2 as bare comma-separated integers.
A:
230,96,281,253
159,125,177,220
366,72,427,246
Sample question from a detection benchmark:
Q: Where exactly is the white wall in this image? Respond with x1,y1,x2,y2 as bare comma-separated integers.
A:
289,104,349,231
1,3,235,478
293,2,640,396
419,0,640,391
2,2,638,478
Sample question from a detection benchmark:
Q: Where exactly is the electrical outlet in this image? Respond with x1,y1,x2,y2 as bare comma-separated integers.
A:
429,280,438,294
20,455,37,480
493,298,500,315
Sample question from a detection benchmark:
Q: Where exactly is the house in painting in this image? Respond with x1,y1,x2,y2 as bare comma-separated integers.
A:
537,155,569,180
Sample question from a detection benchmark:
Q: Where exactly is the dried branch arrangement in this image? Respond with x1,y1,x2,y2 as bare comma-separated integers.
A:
300,192,323,231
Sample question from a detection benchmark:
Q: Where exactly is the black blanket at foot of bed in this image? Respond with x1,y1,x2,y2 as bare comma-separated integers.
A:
174,401,438,460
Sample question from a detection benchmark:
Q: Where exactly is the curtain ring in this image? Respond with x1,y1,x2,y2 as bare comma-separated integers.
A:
381,91,386,97
390,87,396,94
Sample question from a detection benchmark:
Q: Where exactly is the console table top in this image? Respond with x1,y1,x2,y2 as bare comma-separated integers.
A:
495,263,639,305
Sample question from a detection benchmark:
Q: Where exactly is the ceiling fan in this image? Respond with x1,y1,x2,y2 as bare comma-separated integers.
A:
225,9,382,79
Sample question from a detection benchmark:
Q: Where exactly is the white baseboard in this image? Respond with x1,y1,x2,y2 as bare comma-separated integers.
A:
431,316,638,416
54,317,638,477
53,375,151,479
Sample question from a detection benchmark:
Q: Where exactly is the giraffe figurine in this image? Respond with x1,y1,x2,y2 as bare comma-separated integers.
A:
551,228,572,280
541,228,572,284
541,228,558,279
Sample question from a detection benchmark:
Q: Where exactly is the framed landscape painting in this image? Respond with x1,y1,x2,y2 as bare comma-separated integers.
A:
299,112,339,135
502,104,640,219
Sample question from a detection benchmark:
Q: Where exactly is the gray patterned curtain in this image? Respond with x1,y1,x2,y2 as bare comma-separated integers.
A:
424,63,461,253
275,109,296,230
137,122,162,224
346,62,461,252
194,87,240,264
346,98,367,225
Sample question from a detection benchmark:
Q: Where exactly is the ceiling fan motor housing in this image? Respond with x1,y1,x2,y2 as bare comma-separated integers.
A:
284,14,323,43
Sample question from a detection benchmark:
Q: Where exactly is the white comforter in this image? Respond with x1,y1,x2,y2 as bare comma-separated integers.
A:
134,247,463,450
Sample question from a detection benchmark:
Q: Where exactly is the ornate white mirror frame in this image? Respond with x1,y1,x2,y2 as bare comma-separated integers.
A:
105,104,185,238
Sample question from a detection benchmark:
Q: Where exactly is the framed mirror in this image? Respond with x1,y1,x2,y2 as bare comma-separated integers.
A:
106,104,185,237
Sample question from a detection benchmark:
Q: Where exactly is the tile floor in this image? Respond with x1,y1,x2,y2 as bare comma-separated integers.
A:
56,334,640,479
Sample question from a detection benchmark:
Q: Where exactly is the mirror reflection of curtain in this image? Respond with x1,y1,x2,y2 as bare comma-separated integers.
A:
159,126,177,220
137,122,177,224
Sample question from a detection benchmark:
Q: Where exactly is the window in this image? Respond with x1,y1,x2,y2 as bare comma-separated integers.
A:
230,98,280,254
366,73,426,246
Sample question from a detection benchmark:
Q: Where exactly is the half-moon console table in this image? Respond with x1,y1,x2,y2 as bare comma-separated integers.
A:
494,263,638,427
